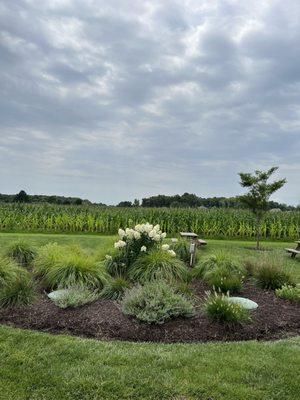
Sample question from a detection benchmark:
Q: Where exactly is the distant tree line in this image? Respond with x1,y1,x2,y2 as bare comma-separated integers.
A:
1,190,298,210
0,190,103,206
118,193,299,210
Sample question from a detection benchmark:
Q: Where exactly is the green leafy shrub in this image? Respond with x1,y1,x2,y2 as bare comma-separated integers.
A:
170,240,198,264
5,240,36,268
122,280,195,324
128,250,188,283
203,292,252,324
51,286,99,309
100,277,131,300
0,258,35,308
202,253,245,293
275,284,300,303
255,260,294,290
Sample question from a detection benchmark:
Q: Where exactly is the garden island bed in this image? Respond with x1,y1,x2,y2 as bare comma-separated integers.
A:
1,279,299,343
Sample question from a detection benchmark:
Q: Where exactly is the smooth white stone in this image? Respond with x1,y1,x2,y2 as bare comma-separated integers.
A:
48,289,70,301
227,297,258,310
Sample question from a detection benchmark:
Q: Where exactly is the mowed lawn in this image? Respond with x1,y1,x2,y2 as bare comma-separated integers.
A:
0,233,299,400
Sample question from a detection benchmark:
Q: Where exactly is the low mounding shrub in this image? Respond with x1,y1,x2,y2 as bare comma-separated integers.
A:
35,244,108,290
275,284,300,303
122,280,195,324
203,292,252,325
201,253,245,293
128,250,188,283
170,240,198,264
100,277,131,300
51,286,98,309
6,240,36,268
0,258,35,308
255,260,294,290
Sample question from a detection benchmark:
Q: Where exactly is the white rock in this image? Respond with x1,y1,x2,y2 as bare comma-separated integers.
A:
227,297,258,310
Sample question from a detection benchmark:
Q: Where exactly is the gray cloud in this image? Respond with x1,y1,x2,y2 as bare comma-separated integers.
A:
0,0,299,205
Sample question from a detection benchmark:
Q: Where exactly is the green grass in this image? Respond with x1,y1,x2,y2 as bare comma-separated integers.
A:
0,325,299,400
0,233,299,399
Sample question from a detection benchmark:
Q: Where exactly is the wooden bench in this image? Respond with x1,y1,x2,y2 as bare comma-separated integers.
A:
285,248,300,258
285,241,300,258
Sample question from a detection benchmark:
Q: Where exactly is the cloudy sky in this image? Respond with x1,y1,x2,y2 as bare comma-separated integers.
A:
0,0,299,205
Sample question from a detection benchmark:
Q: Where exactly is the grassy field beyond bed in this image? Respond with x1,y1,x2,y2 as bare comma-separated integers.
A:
0,233,299,399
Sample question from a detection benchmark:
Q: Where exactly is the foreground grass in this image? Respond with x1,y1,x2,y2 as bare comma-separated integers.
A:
0,325,299,400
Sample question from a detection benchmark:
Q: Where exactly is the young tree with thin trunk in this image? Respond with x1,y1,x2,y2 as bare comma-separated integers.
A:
238,167,286,250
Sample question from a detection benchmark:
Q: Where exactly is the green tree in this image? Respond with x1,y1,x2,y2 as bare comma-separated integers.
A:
238,167,286,250
13,190,30,203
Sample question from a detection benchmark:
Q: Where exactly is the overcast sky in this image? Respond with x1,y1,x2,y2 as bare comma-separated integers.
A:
0,0,299,205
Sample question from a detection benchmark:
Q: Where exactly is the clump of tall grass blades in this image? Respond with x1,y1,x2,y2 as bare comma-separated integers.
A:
255,258,294,290
128,250,188,283
122,280,195,324
100,277,131,300
0,258,35,308
6,240,36,268
35,244,108,290
275,284,300,303
203,292,252,325
201,253,245,293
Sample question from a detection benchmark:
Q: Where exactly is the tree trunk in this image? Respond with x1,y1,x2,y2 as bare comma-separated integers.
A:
256,215,261,250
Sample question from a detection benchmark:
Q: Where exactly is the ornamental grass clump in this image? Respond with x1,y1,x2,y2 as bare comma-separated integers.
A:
0,258,35,308
128,249,188,283
34,242,65,277
203,292,252,325
255,258,294,290
44,253,108,290
100,277,131,300
5,240,36,268
201,253,245,293
122,280,195,324
275,284,300,303
35,244,108,290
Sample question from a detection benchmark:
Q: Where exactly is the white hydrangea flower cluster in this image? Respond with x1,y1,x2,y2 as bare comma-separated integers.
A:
115,223,167,251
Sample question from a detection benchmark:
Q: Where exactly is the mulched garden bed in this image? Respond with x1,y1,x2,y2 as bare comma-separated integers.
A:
0,279,299,343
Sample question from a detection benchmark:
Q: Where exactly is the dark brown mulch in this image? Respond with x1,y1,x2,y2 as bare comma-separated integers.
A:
0,280,299,343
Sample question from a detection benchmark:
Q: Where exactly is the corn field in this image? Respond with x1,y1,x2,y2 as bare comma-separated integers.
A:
0,204,299,240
